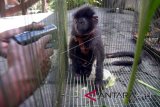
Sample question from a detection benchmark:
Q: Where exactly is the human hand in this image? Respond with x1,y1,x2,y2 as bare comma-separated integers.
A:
0,35,53,107
0,22,45,57
26,22,44,31
7,34,53,81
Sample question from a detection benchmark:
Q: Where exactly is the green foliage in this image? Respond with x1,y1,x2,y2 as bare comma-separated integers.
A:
124,0,160,105
28,1,42,10
87,0,102,5
66,0,85,10
137,79,160,96
66,0,102,10
47,0,102,10
48,0,56,11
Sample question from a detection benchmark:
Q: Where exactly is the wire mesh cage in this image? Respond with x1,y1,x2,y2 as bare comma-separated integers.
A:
0,0,160,107
144,7,160,60
63,0,160,107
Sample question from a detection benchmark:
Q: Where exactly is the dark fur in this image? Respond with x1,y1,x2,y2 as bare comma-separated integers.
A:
106,51,142,66
73,6,95,19
69,6,141,88
69,6,104,87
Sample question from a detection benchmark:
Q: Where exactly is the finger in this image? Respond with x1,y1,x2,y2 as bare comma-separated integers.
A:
8,40,23,57
45,48,53,57
32,22,45,30
1,42,9,49
28,22,45,30
38,34,52,47
0,42,9,57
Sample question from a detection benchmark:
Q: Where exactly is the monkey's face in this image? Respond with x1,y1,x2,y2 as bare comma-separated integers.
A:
74,17,93,35
73,6,98,36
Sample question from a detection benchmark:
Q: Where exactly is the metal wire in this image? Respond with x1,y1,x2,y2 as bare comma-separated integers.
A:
62,0,160,107
0,0,160,107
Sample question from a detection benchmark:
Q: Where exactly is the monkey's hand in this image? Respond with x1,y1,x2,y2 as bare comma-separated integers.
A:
95,79,105,93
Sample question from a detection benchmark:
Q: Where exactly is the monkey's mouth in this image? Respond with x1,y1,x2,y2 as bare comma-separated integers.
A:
75,25,93,35
76,28,89,35
76,28,94,37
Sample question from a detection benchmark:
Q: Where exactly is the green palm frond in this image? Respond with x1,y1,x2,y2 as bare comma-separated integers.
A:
124,0,160,104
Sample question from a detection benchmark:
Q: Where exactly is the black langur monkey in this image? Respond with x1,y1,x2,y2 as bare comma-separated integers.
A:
69,6,141,89
69,6,104,88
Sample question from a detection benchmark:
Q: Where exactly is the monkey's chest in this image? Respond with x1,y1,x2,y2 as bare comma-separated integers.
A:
79,45,90,55
75,39,90,54
76,41,91,55
76,44,95,63
73,36,92,54
74,38,95,66
75,46,95,76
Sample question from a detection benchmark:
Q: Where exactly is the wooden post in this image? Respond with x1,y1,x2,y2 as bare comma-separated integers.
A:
55,0,68,106
20,0,27,15
0,0,6,17
42,0,49,12
42,0,46,12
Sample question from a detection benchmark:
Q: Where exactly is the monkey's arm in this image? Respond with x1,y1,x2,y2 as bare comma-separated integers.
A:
69,37,80,74
92,39,105,87
69,37,77,59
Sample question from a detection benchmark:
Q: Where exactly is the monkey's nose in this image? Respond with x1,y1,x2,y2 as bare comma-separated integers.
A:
79,21,84,24
78,18,85,24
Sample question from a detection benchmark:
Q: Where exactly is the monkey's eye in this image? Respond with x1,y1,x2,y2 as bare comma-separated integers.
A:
78,20,85,25
80,22,84,24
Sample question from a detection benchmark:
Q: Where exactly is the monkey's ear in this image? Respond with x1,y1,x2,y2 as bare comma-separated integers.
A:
73,19,77,24
92,16,98,24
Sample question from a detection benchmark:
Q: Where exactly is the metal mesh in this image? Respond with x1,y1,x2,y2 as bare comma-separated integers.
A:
0,1,59,107
62,0,160,107
0,0,160,107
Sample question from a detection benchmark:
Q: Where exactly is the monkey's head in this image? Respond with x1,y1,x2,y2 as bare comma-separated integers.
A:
73,6,98,36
